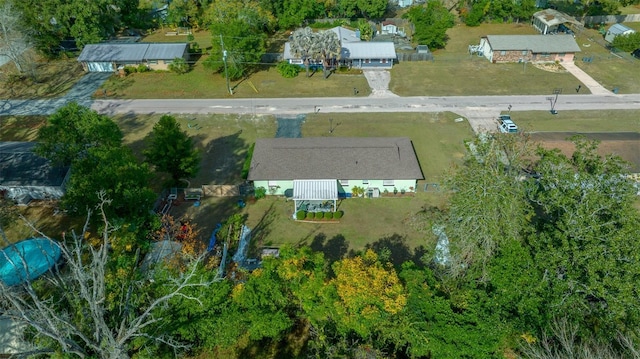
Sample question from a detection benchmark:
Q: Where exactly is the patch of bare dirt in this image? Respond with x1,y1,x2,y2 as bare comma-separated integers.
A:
532,62,568,73
530,132,640,172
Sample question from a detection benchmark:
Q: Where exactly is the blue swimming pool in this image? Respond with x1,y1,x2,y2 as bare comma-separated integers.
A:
0,238,61,286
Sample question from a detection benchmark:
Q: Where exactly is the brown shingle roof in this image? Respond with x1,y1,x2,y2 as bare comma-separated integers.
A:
248,137,424,181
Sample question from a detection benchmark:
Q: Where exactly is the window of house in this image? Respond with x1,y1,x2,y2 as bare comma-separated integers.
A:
559,53,565,57
362,180,369,185
521,50,527,55
340,179,349,186
381,59,387,64
268,180,278,187
148,60,158,64
365,59,370,64
164,59,173,64
383,180,394,186
291,59,303,64
543,52,550,57
500,51,507,55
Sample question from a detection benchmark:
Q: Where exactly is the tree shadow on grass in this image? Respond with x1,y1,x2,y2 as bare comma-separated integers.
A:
248,201,275,256
365,233,429,270
310,233,349,266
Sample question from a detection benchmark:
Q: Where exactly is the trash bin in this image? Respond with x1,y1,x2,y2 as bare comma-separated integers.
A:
613,87,619,94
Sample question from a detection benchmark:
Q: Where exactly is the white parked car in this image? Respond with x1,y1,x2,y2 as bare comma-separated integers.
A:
498,115,518,133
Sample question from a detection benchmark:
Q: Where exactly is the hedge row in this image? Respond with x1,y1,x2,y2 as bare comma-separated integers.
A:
296,210,343,220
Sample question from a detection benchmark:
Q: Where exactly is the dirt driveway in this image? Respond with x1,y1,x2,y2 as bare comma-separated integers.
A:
530,132,640,172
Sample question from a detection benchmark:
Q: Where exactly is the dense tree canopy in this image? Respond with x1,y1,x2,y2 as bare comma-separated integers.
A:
403,1,455,49
12,0,142,55
35,102,122,167
144,115,200,184
203,0,272,80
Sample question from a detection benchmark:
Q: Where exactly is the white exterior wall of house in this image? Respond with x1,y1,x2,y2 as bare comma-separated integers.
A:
253,180,294,196
254,179,417,196
479,37,493,62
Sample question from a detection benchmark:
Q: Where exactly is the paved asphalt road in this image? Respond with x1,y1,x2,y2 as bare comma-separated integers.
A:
89,94,640,116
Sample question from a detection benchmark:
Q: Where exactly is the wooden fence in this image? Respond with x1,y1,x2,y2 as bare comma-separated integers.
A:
580,14,640,25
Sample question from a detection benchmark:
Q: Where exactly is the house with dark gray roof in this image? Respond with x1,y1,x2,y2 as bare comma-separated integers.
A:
283,26,397,69
0,142,71,205
478,35,581,63
77,43,188,72
248,138,423,210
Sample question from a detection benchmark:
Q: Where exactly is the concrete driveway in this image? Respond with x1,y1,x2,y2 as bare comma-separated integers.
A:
362,70,398,98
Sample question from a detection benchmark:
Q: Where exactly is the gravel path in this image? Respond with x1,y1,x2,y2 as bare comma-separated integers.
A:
362,70,398,98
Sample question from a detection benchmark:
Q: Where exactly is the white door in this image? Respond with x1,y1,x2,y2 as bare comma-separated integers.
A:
87,62,114,72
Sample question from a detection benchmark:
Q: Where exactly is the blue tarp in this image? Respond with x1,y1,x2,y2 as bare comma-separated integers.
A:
0,238,61,286
207,223,222,252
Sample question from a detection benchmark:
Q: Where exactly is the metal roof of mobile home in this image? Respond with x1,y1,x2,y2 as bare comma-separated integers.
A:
248,137,423,180
77,43,187,62
342,42,396,59
485,35,581,53
532,9,581,27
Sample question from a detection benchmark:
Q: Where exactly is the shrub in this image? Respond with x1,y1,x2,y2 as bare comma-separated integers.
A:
334,211,343,219
241,143,255,179
123,66,137,75
137,64,149,73
190,42,201,54
168,57,189,74
325,212,334,220
315,212,324,220
187,34,195,42
254,187,267,200
296,210,306,220
306,212,315,219
276,61,301,78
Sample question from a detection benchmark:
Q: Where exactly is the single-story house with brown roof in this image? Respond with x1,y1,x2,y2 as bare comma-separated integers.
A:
77,43,188,72
247,137,423,211
478,35,581,63
283,26,397,69
0,142,71,205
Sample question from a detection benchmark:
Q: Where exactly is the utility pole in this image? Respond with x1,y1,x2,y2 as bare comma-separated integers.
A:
220,34,232,95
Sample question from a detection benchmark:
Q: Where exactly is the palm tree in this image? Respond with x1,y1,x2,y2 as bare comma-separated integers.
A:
289,27,315,78
313,30,340,79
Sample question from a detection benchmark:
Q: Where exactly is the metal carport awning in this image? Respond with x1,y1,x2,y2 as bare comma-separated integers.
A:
293,179,338,212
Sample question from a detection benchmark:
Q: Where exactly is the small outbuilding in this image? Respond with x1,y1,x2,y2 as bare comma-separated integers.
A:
381,21,398,35
0,142,70,205
77,42,188,72
605,23,636,43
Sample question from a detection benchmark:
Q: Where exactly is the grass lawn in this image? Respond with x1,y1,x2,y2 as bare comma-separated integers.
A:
101,58,371,99
513,110,640,132
571,27,640,94
0,57,84,99
390,23,589,96
116,113,277,187
302,112,474,182
241,193,446,253
101,28,370,99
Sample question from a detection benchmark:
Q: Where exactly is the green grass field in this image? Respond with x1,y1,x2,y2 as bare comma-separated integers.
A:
571,26,640,94
513,110,640,132
389,23,592,96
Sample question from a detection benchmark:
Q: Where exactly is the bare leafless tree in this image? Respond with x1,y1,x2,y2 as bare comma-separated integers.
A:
0,193,212,359
520,317,640,359
0,0,31,74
